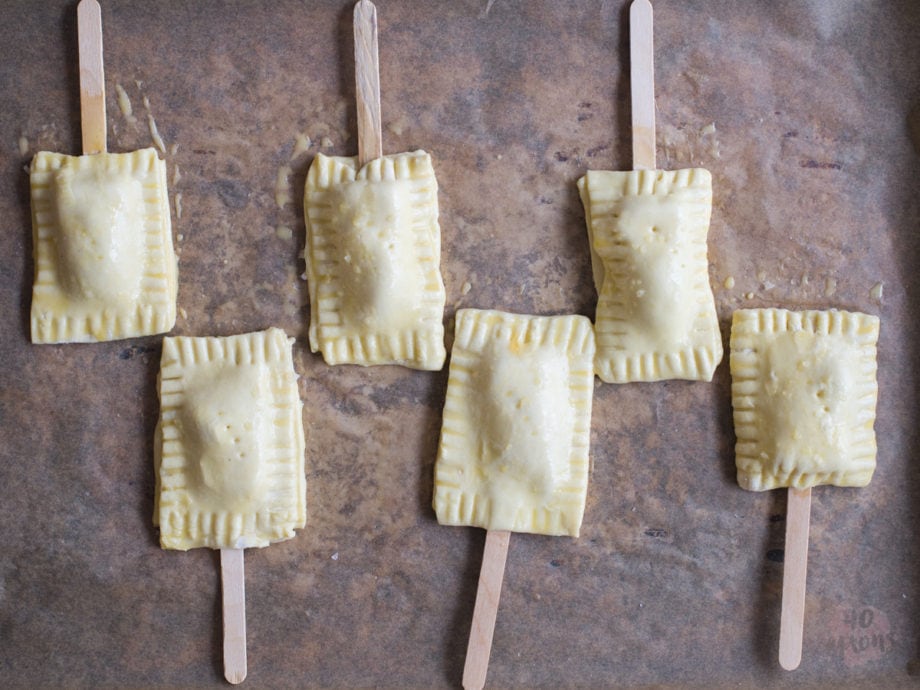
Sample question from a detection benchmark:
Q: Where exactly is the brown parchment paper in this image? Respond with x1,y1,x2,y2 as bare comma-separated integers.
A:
1,1,920,688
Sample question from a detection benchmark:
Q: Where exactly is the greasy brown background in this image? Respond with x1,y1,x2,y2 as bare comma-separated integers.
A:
1,1,919,688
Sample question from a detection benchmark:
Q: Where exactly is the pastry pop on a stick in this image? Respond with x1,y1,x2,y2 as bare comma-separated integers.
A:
577,0,722,383
433,309,595,689
154,329,307,684
302,0,446,370
730,308,880,669
29,0,177,344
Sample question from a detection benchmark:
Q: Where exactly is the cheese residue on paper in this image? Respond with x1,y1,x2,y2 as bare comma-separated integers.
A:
142,96,166,154
115,83,136,123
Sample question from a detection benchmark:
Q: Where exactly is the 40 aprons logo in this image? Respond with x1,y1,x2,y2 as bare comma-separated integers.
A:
828,606,895,667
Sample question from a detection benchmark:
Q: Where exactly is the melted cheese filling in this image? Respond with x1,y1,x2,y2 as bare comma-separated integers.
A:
473,335,574,506
53,164,146,307
759,331,857,474
333,179,424,333
178,362,269,514
602,192,694,350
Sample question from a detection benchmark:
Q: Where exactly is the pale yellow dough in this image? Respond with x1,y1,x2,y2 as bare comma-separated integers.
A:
433,309,595,536
154,328,306,550
303,151,446,370
29,149,177,343
730,308,880,491
577,168,722,382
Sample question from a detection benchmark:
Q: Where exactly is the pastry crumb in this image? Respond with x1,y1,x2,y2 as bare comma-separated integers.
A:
275,166,292,208
276,225,293,240
292,133,312,158
870,282,883,301
17,135,28,156
386,115,408,137
461,281,472,295
723,276,735,289
825,277,837,297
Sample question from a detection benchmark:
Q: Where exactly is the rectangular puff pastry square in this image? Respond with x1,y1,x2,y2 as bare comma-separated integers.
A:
30,149,177,343
303,151,446,370
154,328,306,550
433,309,595,537
730,308,880,491
577,168,722,382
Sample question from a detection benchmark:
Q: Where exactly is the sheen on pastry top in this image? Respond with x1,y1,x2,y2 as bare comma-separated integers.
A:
730,308,880,491
29,148,177,343
303,151,446,370
154,328,306,550
577,168,722,382
433,309,595,537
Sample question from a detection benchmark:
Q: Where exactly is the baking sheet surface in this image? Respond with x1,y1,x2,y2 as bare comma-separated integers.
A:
1,1,919,687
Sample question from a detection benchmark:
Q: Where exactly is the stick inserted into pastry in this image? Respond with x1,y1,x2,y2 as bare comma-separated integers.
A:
433,310,596,689
577,0,722,384
463,529,510,690
354,0,382,166
629,0,655,171
779,487,811,670
221,548,248,684
729,308,880,670
77,0,106,155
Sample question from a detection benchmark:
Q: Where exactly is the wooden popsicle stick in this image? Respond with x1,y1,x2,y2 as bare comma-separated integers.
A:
462,529,511,690
77,0,106,155
221,548,247,685
629,0,655,171
354,0,383,167
779,487,812,670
